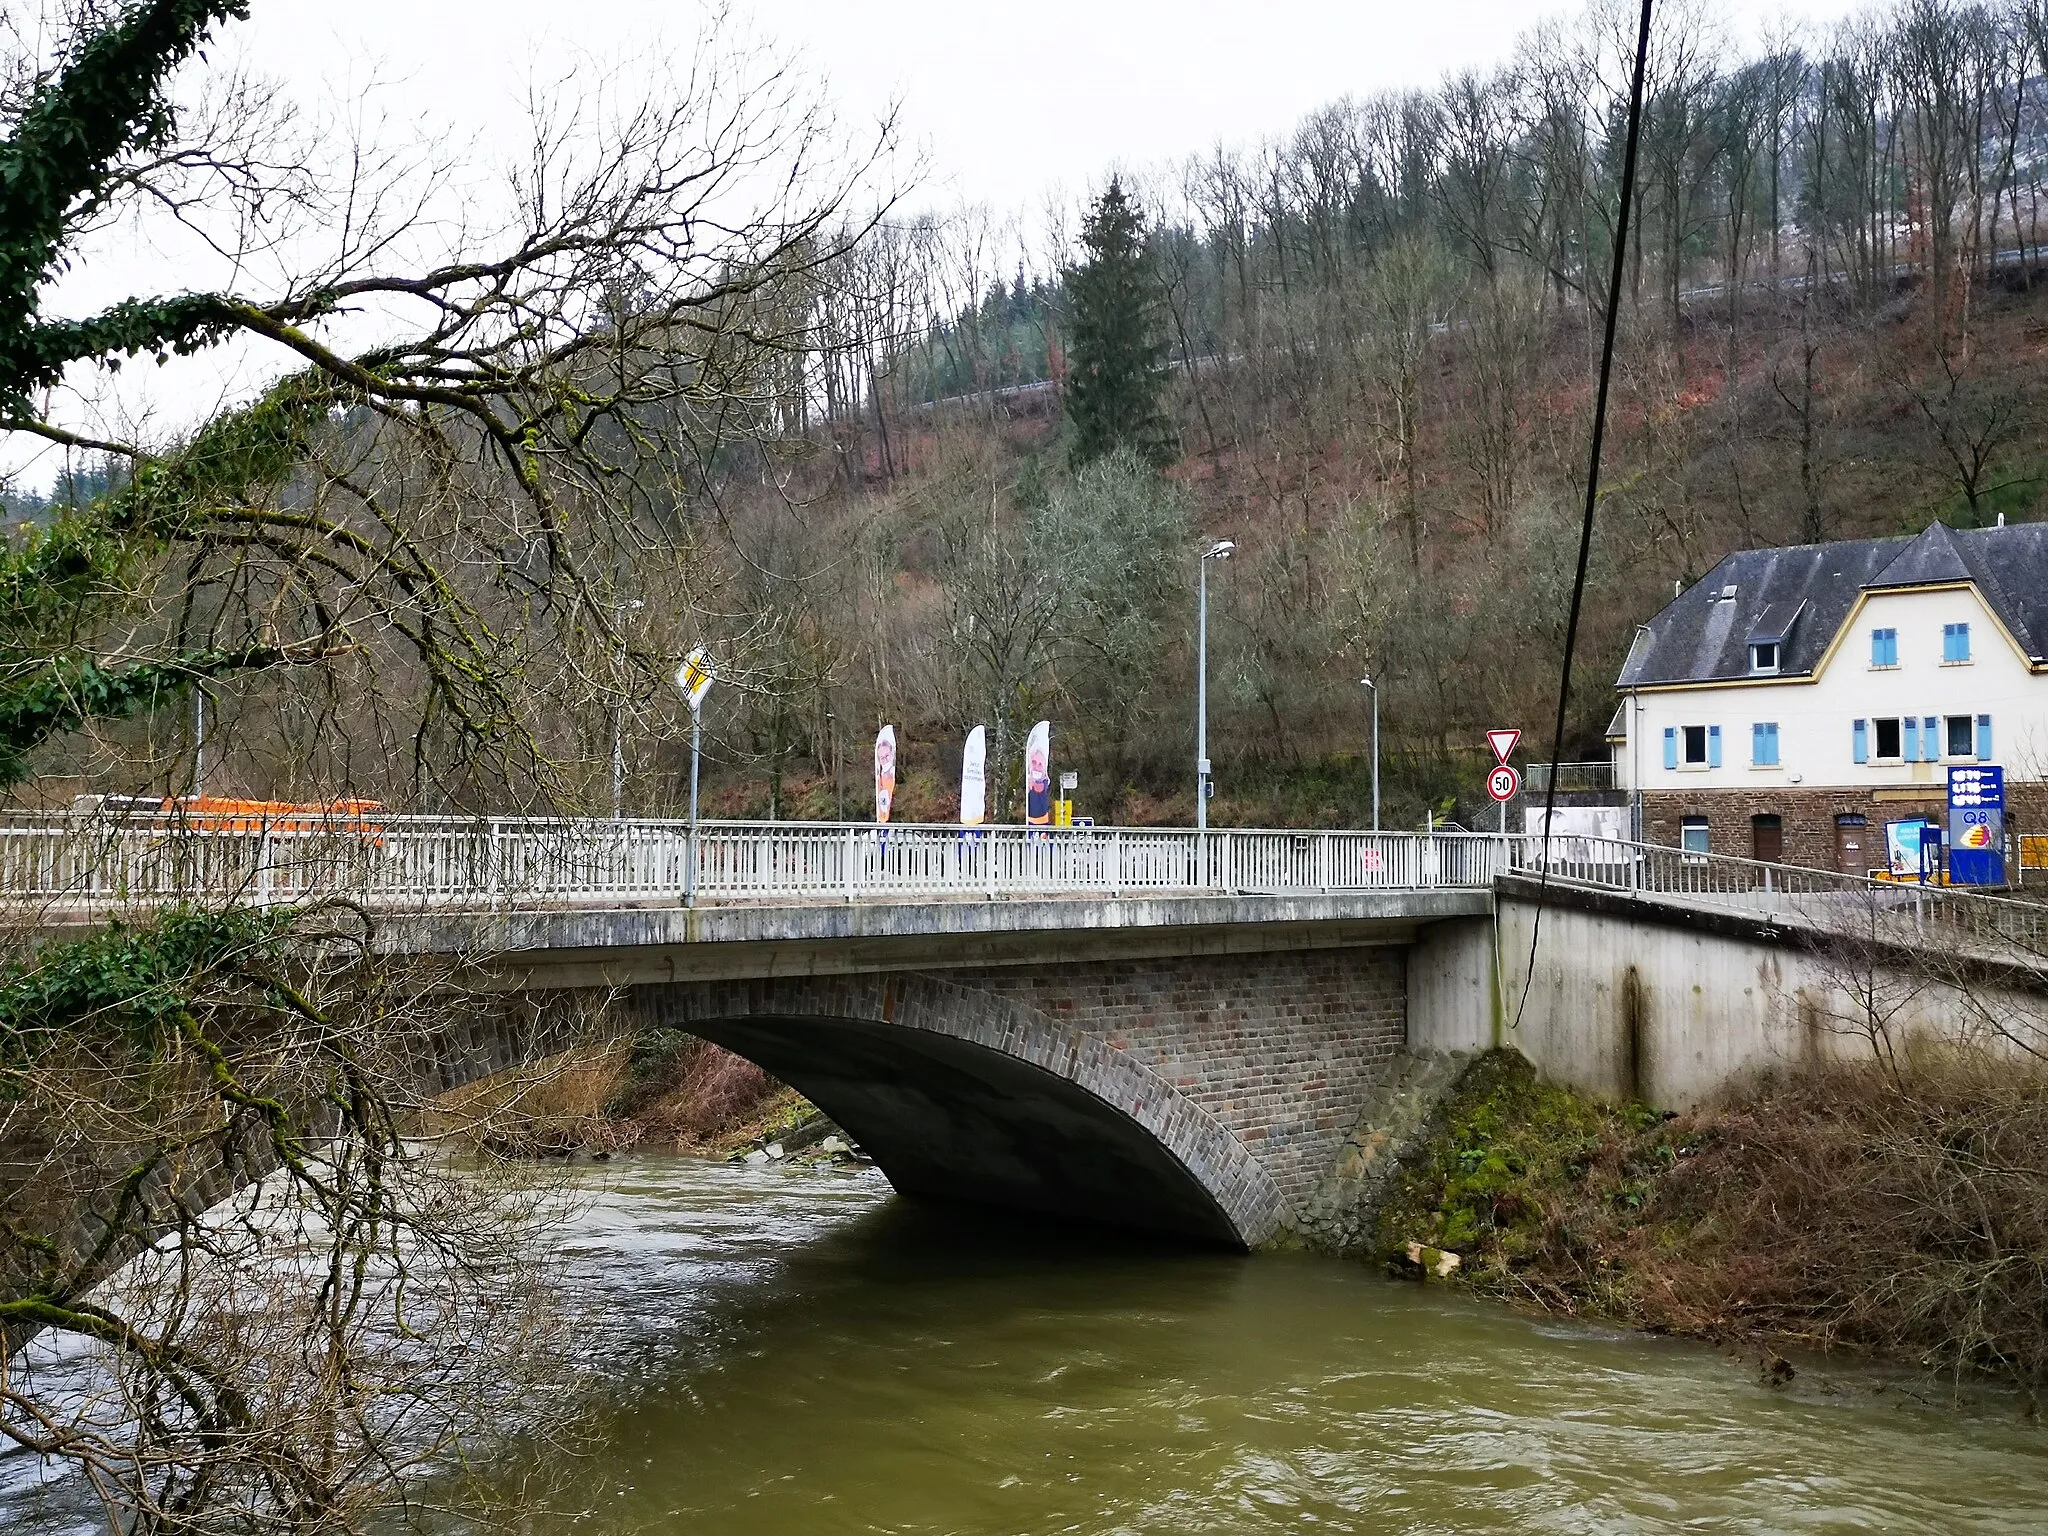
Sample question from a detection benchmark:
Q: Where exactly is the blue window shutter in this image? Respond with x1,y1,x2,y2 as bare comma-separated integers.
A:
1904,718,1920,762
1853,719,1869,764
1764,724,1779,766
1924,717,1938,757
1662,727,1677,770
1977,714,1993,760
1751,722,1765,764
1708,725,1722,768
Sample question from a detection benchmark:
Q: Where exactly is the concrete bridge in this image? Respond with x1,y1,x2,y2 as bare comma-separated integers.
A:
11,814,2048,1250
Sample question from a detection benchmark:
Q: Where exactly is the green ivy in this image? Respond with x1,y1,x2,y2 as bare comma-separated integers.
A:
0,0,254,413
0,905,290,1085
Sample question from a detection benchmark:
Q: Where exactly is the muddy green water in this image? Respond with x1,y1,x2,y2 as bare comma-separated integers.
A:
8,1155,2047,1533
510,1156,2048,1535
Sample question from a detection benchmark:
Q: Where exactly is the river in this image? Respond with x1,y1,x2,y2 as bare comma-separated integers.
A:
501,1155,2048,1534
9,1155,2048,1533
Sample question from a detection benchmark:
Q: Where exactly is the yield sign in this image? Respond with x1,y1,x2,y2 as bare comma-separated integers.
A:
1486,729,1521,765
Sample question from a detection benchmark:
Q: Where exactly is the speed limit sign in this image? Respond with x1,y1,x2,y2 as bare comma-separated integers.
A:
1487,764,1521,802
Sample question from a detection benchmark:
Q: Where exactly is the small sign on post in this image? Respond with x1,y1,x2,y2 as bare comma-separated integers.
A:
676,648,715,712
1486,729,1521,828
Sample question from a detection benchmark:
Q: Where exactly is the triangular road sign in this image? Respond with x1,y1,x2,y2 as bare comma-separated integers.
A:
1486,728,1521,765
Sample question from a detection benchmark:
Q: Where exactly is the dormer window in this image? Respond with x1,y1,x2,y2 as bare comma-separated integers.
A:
1745,602,1799,676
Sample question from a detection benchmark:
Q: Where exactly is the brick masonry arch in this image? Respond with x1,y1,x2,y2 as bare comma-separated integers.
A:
626,970,1297,1248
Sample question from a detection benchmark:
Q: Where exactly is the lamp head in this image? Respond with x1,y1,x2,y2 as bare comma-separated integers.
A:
1203,539,1236,561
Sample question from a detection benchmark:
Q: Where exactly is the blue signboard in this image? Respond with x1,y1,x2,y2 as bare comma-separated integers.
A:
1947,764,2006,887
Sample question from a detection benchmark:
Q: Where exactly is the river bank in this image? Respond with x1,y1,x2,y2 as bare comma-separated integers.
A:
1370,1050,2048,1397
432,1032,844,1163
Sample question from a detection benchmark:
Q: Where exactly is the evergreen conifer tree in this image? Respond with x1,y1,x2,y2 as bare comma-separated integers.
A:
1063,179,1175,467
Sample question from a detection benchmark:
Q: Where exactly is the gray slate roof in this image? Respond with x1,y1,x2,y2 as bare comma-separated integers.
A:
1617,521,2048,688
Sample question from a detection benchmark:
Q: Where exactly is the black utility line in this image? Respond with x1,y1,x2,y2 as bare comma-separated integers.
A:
1517,0,1655,1028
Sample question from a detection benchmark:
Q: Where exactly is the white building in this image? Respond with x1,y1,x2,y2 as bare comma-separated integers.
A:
1611,520,2048,874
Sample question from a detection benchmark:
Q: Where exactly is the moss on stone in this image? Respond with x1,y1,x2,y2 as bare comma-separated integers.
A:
1371,1050,1662,1292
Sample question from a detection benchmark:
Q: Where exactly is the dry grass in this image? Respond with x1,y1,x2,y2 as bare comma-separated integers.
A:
428,1041,638,1156
1379,1051,2048,1393
612,1034,793,1151
429,1032,806,1158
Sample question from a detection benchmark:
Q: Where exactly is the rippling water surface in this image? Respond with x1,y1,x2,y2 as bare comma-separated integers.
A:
9,1155,2048,1534
510,1156,2048,1535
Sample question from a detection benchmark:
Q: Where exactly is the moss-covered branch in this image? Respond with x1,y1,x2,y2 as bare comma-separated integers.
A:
0,0,253,409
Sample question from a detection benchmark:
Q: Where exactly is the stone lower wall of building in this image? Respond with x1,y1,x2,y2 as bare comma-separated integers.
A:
1642,782,2048,877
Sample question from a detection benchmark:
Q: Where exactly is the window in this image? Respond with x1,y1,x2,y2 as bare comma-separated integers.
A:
1943,622,1972,664
1681,817,1710,859
1947,715,1974,758
1683,725,1707,764
1751,721,1780,766
1871,628,1899,667
1873,717,1902,760
1750,641,1779,674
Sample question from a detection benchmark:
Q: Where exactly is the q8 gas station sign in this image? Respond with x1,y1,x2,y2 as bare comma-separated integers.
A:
1947,764,2006,887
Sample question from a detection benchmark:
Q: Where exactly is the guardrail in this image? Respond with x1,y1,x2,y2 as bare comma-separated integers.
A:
0,814,1515,910
1519,831,2048,960
1,813,2041,959
1520,760,1615,794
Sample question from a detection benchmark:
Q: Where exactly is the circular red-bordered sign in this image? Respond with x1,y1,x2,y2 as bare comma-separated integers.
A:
1487,764,1520,803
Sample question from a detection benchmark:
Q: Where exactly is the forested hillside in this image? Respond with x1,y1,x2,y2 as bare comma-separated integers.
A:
19,0,2048,829
679,0,2048,828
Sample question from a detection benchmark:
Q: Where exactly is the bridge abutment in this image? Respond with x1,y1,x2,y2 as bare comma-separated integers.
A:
620,945,1409,1248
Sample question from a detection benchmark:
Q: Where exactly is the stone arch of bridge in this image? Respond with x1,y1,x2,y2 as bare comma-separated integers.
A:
625,972,1288,1249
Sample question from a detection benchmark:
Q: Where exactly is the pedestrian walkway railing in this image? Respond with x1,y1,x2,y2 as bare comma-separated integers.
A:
0,811,2041,960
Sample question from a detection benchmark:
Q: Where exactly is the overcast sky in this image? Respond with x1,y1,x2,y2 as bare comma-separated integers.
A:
9,0,1868,493
240,0,1866,219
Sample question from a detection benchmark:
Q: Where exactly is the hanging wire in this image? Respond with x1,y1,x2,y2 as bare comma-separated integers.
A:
1514,0,1656,1030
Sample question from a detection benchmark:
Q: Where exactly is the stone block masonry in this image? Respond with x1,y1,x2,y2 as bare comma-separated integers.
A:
1644,782,2048,874
623,943,1411,1247
947,950,1408,1213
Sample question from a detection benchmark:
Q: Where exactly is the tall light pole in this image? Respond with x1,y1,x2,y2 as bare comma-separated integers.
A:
192,686,206,801
1196,539,1235,831
1358,676,1379,833
611,598,645,819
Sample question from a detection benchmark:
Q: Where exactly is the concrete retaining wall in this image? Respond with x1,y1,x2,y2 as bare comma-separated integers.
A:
1480,888,2048,1107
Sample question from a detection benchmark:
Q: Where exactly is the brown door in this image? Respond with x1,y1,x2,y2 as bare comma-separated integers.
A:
1751,814,1784,864
1834,814,1866,874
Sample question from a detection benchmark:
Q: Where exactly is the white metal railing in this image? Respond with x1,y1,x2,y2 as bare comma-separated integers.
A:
1508,832,2048,962
0,813,1517,911
1,813,2041,959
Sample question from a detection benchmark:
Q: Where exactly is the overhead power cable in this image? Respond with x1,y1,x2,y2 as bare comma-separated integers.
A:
1515,0,1655,1031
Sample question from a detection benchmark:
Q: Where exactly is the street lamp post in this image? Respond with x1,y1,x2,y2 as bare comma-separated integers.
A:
192,687,206,800
1358,676,1379,833
611,598,645,819
1196,539,1235,832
